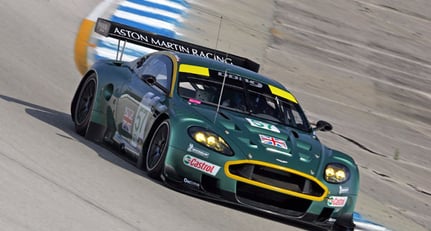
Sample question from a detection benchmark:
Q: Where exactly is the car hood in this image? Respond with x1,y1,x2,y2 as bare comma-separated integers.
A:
187,104,326,175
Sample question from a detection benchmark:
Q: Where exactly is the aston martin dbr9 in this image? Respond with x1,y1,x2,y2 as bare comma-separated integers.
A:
71,18,359,231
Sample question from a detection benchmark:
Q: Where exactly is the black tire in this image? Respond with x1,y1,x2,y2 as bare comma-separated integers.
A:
73,74,97,136
136,151,145,170
331,213,355,231
145,120,170,179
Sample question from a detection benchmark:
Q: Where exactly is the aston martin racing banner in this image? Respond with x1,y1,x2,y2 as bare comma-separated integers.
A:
94,18,260,72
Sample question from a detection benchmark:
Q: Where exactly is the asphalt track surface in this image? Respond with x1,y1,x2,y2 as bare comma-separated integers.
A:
0,1,303,231
1,1,430,231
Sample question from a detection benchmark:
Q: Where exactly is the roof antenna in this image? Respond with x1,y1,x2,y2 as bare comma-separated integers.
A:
214,69,228,123
215,16,223,49
215,15,231,66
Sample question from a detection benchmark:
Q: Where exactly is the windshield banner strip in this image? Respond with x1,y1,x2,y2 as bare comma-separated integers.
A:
269,85,298,104
179,64,209,77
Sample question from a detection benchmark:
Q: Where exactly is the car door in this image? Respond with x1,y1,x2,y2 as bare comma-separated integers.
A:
116,54,173,149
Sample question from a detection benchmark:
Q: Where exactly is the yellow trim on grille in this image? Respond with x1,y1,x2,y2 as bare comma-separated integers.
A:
179,64,210,77
268,85,298,104
224,160,328,201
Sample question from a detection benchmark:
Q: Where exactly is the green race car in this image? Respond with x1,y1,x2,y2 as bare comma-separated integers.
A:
71,18,359,231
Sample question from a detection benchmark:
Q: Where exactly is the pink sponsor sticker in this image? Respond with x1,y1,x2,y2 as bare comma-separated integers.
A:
188,98,201,104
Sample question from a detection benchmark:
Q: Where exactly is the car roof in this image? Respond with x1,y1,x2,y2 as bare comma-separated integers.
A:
165,51,288,91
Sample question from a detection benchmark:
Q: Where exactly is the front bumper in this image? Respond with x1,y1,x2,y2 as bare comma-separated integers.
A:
163,145,357,228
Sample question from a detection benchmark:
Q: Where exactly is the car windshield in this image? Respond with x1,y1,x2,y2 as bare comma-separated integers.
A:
177,67,311,131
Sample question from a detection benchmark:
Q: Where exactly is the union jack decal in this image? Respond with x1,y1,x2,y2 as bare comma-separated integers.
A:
259,134,287,150
122,107,134,133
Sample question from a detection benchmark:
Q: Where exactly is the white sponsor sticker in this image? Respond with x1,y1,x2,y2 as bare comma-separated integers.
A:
183,155,220,176
183,178,200,188
339,185,349,194
327,196,348,207
246,118,280,133
187,143,210,158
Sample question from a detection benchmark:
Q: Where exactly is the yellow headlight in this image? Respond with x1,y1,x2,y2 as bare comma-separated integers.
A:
207,136,216,146
218,137,227,145
324,164,350,183
325,167,335,177
194,132,206,143
335,170,346,180
188,126,234,156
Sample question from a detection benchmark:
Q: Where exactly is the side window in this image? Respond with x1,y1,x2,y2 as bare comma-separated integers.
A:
284,102,308,130
291,109,305,128
137,54,173,92
249,92,276,115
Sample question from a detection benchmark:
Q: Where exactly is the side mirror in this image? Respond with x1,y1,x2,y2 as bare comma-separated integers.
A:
141,74,168,94
142,74,157,85
315,120,332,132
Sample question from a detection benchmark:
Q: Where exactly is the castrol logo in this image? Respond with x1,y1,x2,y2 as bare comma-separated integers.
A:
327,196,348,207
183,155,220,176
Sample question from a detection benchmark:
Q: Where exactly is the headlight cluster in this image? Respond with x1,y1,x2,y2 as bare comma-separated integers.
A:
188,126,233,156
324,163,349,183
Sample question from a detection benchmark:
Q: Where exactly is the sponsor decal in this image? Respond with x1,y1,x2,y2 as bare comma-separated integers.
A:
327,196,348,207
187,143,210,158
94,18,259,72
259,134,287,150
113,27,149,43
246,118,280,133
112,26,233,64
217,71,263,88
122,107,134,133
339,185,349,194
188,98,201,104
183,155,220,176
183,178,200,188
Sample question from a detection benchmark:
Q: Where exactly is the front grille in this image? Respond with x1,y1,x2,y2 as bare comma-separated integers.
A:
226,161,328,201
236,182,311,216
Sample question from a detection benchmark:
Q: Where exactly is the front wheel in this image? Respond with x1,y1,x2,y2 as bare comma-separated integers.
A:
146,120,170,179
73,74,97,136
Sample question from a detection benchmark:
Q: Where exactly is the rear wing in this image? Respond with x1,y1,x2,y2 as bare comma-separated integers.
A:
94,18,260,72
